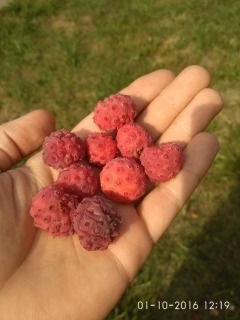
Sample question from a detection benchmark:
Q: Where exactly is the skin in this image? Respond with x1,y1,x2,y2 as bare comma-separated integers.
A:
0,66,223,320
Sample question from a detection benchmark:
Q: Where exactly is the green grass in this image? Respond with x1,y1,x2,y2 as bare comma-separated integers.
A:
1,0,240,319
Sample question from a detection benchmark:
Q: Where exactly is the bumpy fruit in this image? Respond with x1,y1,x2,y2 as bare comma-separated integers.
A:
140,142,184,182
93,93,137,132
100,157,147,203
55,165,98,201
42,128,85,169
30,185,78,237
85,132,118,166
72,195,121,251
116,123,153,160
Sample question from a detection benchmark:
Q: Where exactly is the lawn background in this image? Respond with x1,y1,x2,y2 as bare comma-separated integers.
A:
0,0,239,319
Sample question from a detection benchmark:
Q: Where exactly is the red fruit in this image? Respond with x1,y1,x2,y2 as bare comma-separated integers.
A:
72,195,121,251
85,132,118,167
140,142,184,182
55,165,98,201
100,157,147,203
42,128,85,169
93,93,137,132
116,123,153,160
30,185,78,237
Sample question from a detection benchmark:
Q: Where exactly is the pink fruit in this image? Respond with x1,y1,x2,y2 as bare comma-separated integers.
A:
116,123,153,160
42,128,85,169
85,132,118,167
30,185,78,237
55,165,99,201
93,93,137,132
72,195,121,251
140,142,184,182
100,157,147,203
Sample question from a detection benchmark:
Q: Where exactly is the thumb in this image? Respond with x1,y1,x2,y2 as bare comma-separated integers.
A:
0,109,55,172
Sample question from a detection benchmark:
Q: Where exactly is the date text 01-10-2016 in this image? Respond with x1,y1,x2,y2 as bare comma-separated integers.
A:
137,301,230,310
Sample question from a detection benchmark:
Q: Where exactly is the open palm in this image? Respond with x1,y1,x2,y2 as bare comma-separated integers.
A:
0,66,223,320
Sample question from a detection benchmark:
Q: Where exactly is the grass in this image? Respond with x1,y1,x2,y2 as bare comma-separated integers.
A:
0,0,240,319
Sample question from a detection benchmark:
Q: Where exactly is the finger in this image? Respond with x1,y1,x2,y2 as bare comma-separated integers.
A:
71,69,175,138
140,88,223,197
137,132,219,243
136,65,211,140
120,69,175,114
0,110,55,171
158,88,223,147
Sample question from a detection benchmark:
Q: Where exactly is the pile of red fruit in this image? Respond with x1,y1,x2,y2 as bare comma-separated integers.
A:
30,93,184,251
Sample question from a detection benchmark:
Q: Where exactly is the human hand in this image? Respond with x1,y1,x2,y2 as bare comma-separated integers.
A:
0,66,223,320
